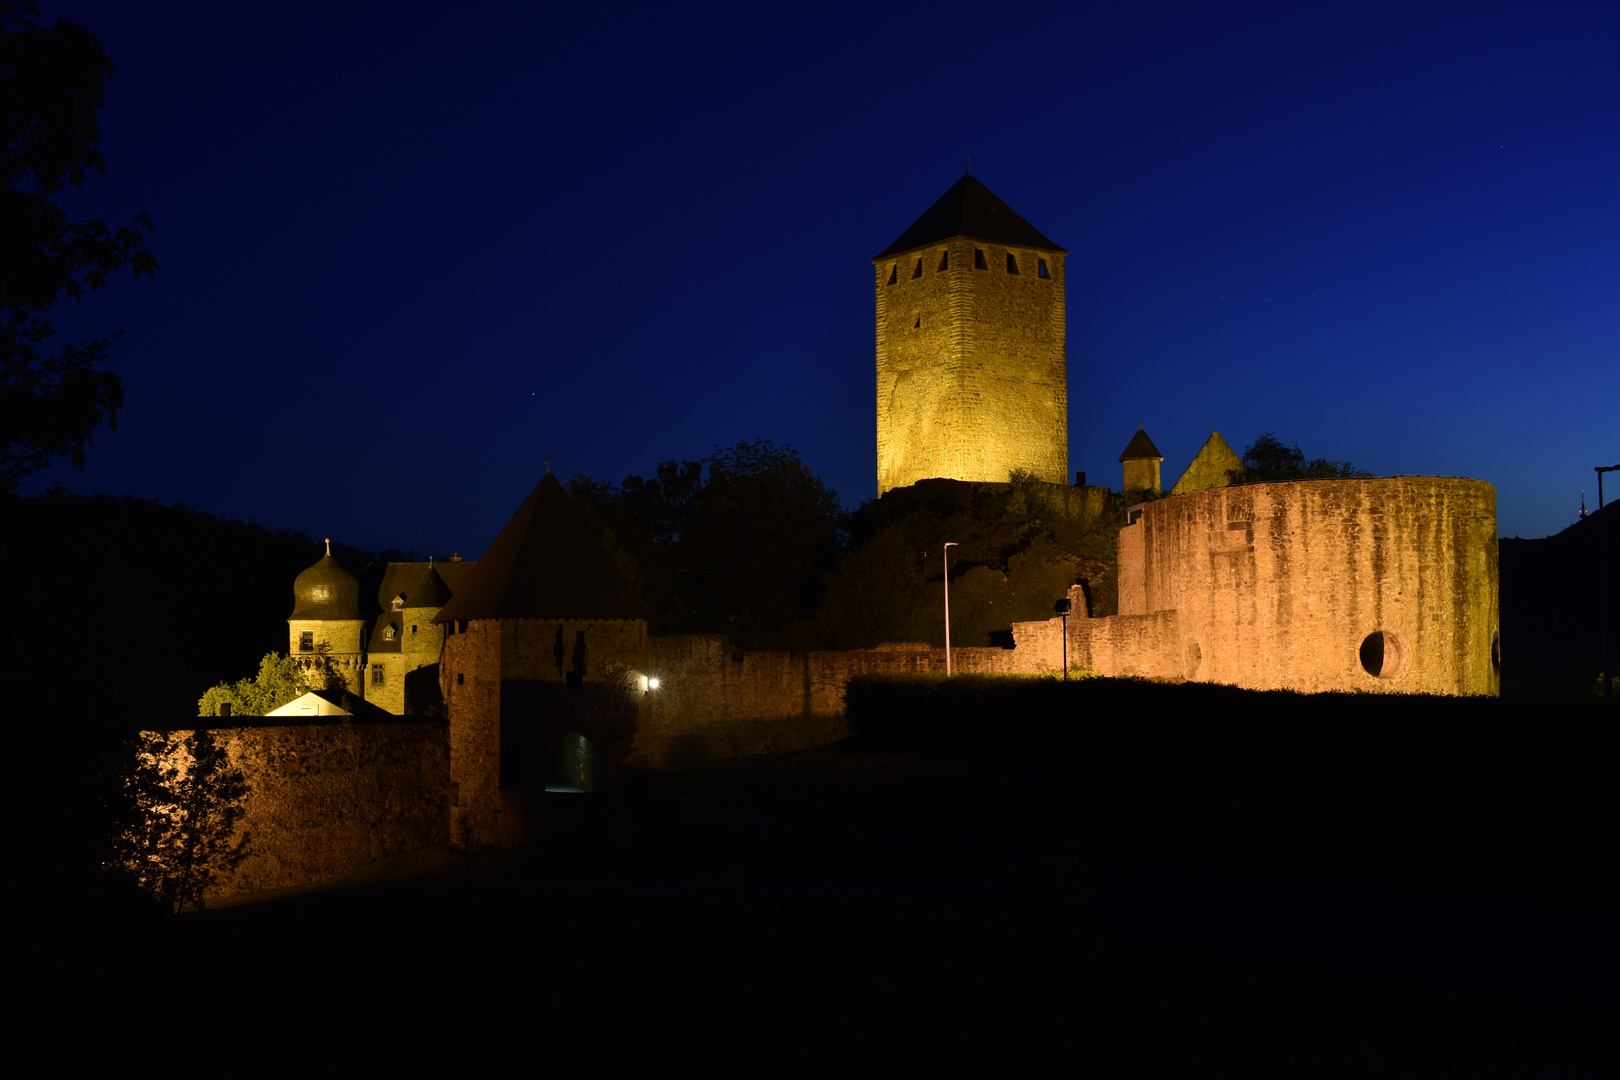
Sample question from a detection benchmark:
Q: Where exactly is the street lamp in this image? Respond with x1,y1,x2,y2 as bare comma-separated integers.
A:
943,542,958,675
1054,597,1071,680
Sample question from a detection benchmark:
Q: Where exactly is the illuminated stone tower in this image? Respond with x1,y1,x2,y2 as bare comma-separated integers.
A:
873,174,1068,495
287,540,367,696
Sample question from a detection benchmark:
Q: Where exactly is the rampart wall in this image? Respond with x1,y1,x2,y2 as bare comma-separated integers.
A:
643,635,1040,766
1113,476,1499,694
151,720,449,902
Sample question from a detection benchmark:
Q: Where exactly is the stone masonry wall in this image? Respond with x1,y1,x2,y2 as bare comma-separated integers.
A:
876,240,1066,493
1140,477,1498,694
440,619,502,846
287,617,366,696
644,635,1042,767
150,720,449,902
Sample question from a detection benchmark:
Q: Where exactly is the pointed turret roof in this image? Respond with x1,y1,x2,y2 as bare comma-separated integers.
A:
873,174,1066,261
433,473,648,623
403,564,451,609
1118,427,1164,462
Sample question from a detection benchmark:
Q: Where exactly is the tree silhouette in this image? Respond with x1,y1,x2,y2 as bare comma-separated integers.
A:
111,729,252,913
1230,431,1370,484
1,1,157,490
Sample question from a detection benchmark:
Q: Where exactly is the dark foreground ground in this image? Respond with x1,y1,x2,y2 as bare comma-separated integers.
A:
33,686,1616,1074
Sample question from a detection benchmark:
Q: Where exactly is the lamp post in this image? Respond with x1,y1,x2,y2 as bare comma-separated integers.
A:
943,542,958,675
1054,597,1071,680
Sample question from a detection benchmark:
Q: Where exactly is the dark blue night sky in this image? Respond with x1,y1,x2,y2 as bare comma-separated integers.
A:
23,0,1619,556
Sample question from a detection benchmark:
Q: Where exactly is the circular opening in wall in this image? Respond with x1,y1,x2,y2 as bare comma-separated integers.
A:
1491,633,1501,671
1358,630,1409,680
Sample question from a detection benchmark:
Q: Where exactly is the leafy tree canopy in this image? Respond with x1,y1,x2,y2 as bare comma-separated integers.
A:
1,1,157,491
569,440,846,649
1230,431,1371,484
198,653,310,717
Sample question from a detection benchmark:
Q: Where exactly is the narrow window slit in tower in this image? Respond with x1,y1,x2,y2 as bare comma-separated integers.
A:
1037,258,1049,278
914,317,921,329
912,258,923,279
938,251,949,271
974,248,986,270
1007,253,1020,274
887,265,898,285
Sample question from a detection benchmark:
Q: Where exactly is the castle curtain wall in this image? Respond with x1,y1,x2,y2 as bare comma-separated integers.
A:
1136,477,1499,695
146,720,450,903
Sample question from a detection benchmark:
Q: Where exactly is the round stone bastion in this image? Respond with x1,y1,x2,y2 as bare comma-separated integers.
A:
1136,476,1498,695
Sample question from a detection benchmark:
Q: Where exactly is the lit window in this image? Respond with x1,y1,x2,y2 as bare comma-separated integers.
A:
372,665,385,685
1006,252,1020,274
974,248,986,270
383,625,395,641
299,631,314,652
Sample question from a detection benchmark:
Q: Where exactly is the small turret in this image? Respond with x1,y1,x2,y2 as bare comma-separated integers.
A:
1119,426,1164,496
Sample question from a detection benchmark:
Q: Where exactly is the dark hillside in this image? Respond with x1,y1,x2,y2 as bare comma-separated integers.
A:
1500,500,1618,700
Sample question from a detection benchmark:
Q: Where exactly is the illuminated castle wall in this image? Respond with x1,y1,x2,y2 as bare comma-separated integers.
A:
874,175,1068,495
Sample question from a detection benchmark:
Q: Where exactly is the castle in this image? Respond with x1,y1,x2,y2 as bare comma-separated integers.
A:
172,174,1501,891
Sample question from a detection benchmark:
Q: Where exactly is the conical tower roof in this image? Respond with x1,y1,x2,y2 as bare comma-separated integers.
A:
874,174,1066,261
1118,427,1164,462
403,564,452,609
434,473,648,623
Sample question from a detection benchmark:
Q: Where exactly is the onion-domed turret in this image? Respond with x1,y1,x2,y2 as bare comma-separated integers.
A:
290,539,361,619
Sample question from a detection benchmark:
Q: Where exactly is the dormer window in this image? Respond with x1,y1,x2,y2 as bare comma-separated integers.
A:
391,594,404,611
383,625,396,641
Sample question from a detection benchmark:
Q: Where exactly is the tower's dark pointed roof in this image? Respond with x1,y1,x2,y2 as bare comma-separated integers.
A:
1118,427,1164,462
403,564,451,609
874,174,1066,261
434,473,648,623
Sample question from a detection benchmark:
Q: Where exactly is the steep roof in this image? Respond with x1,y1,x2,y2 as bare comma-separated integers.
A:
403,564,451,609
368,614,402,654
873,174,1066,261
1118,427,1164,462
434,472,648,623
375,559,476,611
1169,431,1244,496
